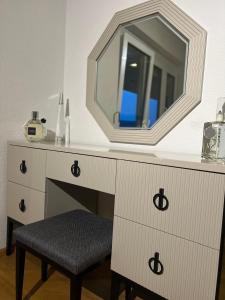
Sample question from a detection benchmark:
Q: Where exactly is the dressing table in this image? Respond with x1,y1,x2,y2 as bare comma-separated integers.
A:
6,140,225,300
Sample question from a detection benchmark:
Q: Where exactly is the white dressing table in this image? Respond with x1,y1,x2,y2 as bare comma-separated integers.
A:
6,141,225,300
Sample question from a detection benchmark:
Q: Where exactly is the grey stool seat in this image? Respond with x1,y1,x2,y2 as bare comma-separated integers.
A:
15,210,113,275
14,209,113,300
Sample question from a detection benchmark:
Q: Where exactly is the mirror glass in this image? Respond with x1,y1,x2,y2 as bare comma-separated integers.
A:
96,14,188,129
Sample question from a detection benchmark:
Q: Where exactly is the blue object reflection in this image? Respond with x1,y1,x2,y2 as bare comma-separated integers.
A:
119,90,137,127
119,90,158,127
148,98,158,127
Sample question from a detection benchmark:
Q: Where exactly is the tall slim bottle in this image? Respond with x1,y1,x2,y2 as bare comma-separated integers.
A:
65,99,70,147
55,92,65,145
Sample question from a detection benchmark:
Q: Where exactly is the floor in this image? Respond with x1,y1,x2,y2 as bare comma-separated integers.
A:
0,249,224,300
0,251,121,300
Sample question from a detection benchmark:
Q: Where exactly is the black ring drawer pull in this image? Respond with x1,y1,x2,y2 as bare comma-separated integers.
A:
148,252,164,275
153,188,169,211
71,160,81,177
19,199,26,213
20,160,27,174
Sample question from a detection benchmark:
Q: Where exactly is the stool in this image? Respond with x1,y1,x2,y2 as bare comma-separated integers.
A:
14,209,113,300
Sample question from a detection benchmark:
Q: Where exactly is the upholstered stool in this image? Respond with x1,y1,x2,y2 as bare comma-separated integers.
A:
14,209,113,300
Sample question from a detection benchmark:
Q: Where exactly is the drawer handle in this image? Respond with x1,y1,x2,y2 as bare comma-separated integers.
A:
20,160,27,174
148,252,164,275
153,188,169,211
71,160,81,177
19,199,26,213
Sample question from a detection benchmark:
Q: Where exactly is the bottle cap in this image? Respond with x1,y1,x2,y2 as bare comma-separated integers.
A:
32,111,39,120
65,99,70,117
216,110,223,122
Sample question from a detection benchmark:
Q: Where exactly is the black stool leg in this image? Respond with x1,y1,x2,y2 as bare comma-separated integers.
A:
125,284,132,300
6,217,14,256
110,271,121,300
70,274,82,300
16,244,26,300
41,260,48,281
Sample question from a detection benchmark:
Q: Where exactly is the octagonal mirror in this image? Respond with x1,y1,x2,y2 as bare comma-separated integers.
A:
96,15,187,129
86,0,207,145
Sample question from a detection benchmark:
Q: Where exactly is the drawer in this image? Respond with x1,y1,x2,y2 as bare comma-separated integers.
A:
115,160,225,249
46,151,116,194
111,217,219,300
8,145,46,192
7,182,45,224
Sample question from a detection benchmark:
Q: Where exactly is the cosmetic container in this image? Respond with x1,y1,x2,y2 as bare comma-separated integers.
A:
202,111,225,160
65,99,70,147
24,111,46,142
55,92,65,145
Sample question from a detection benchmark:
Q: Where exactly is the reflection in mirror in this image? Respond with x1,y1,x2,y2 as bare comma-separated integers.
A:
96,14,188,129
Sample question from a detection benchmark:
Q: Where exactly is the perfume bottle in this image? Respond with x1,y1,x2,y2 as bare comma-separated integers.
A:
65,99,70,147
201,111,225,160
55,92,65,145
24,111,46,142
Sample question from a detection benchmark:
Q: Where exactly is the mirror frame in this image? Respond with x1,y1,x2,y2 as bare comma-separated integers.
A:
86,0,207,145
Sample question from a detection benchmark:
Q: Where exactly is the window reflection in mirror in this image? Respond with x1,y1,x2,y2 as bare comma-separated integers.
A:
120,44,151,127
119,34,155,128
96,14,188,129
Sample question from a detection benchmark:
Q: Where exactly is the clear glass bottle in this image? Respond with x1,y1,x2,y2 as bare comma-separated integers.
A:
201,112,225,160
55,92,65,145
24,111,46,142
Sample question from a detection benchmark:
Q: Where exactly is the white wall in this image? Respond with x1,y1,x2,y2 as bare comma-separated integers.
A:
64,0,225,154
0,0,66,248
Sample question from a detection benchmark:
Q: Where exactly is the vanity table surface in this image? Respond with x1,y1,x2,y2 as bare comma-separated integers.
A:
8,140,225,174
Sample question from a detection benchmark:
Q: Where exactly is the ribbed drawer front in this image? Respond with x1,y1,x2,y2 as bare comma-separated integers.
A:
115,160,225,249
7,182,45,225
111,217,219,300
46,151,116,194
7,145,46,192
